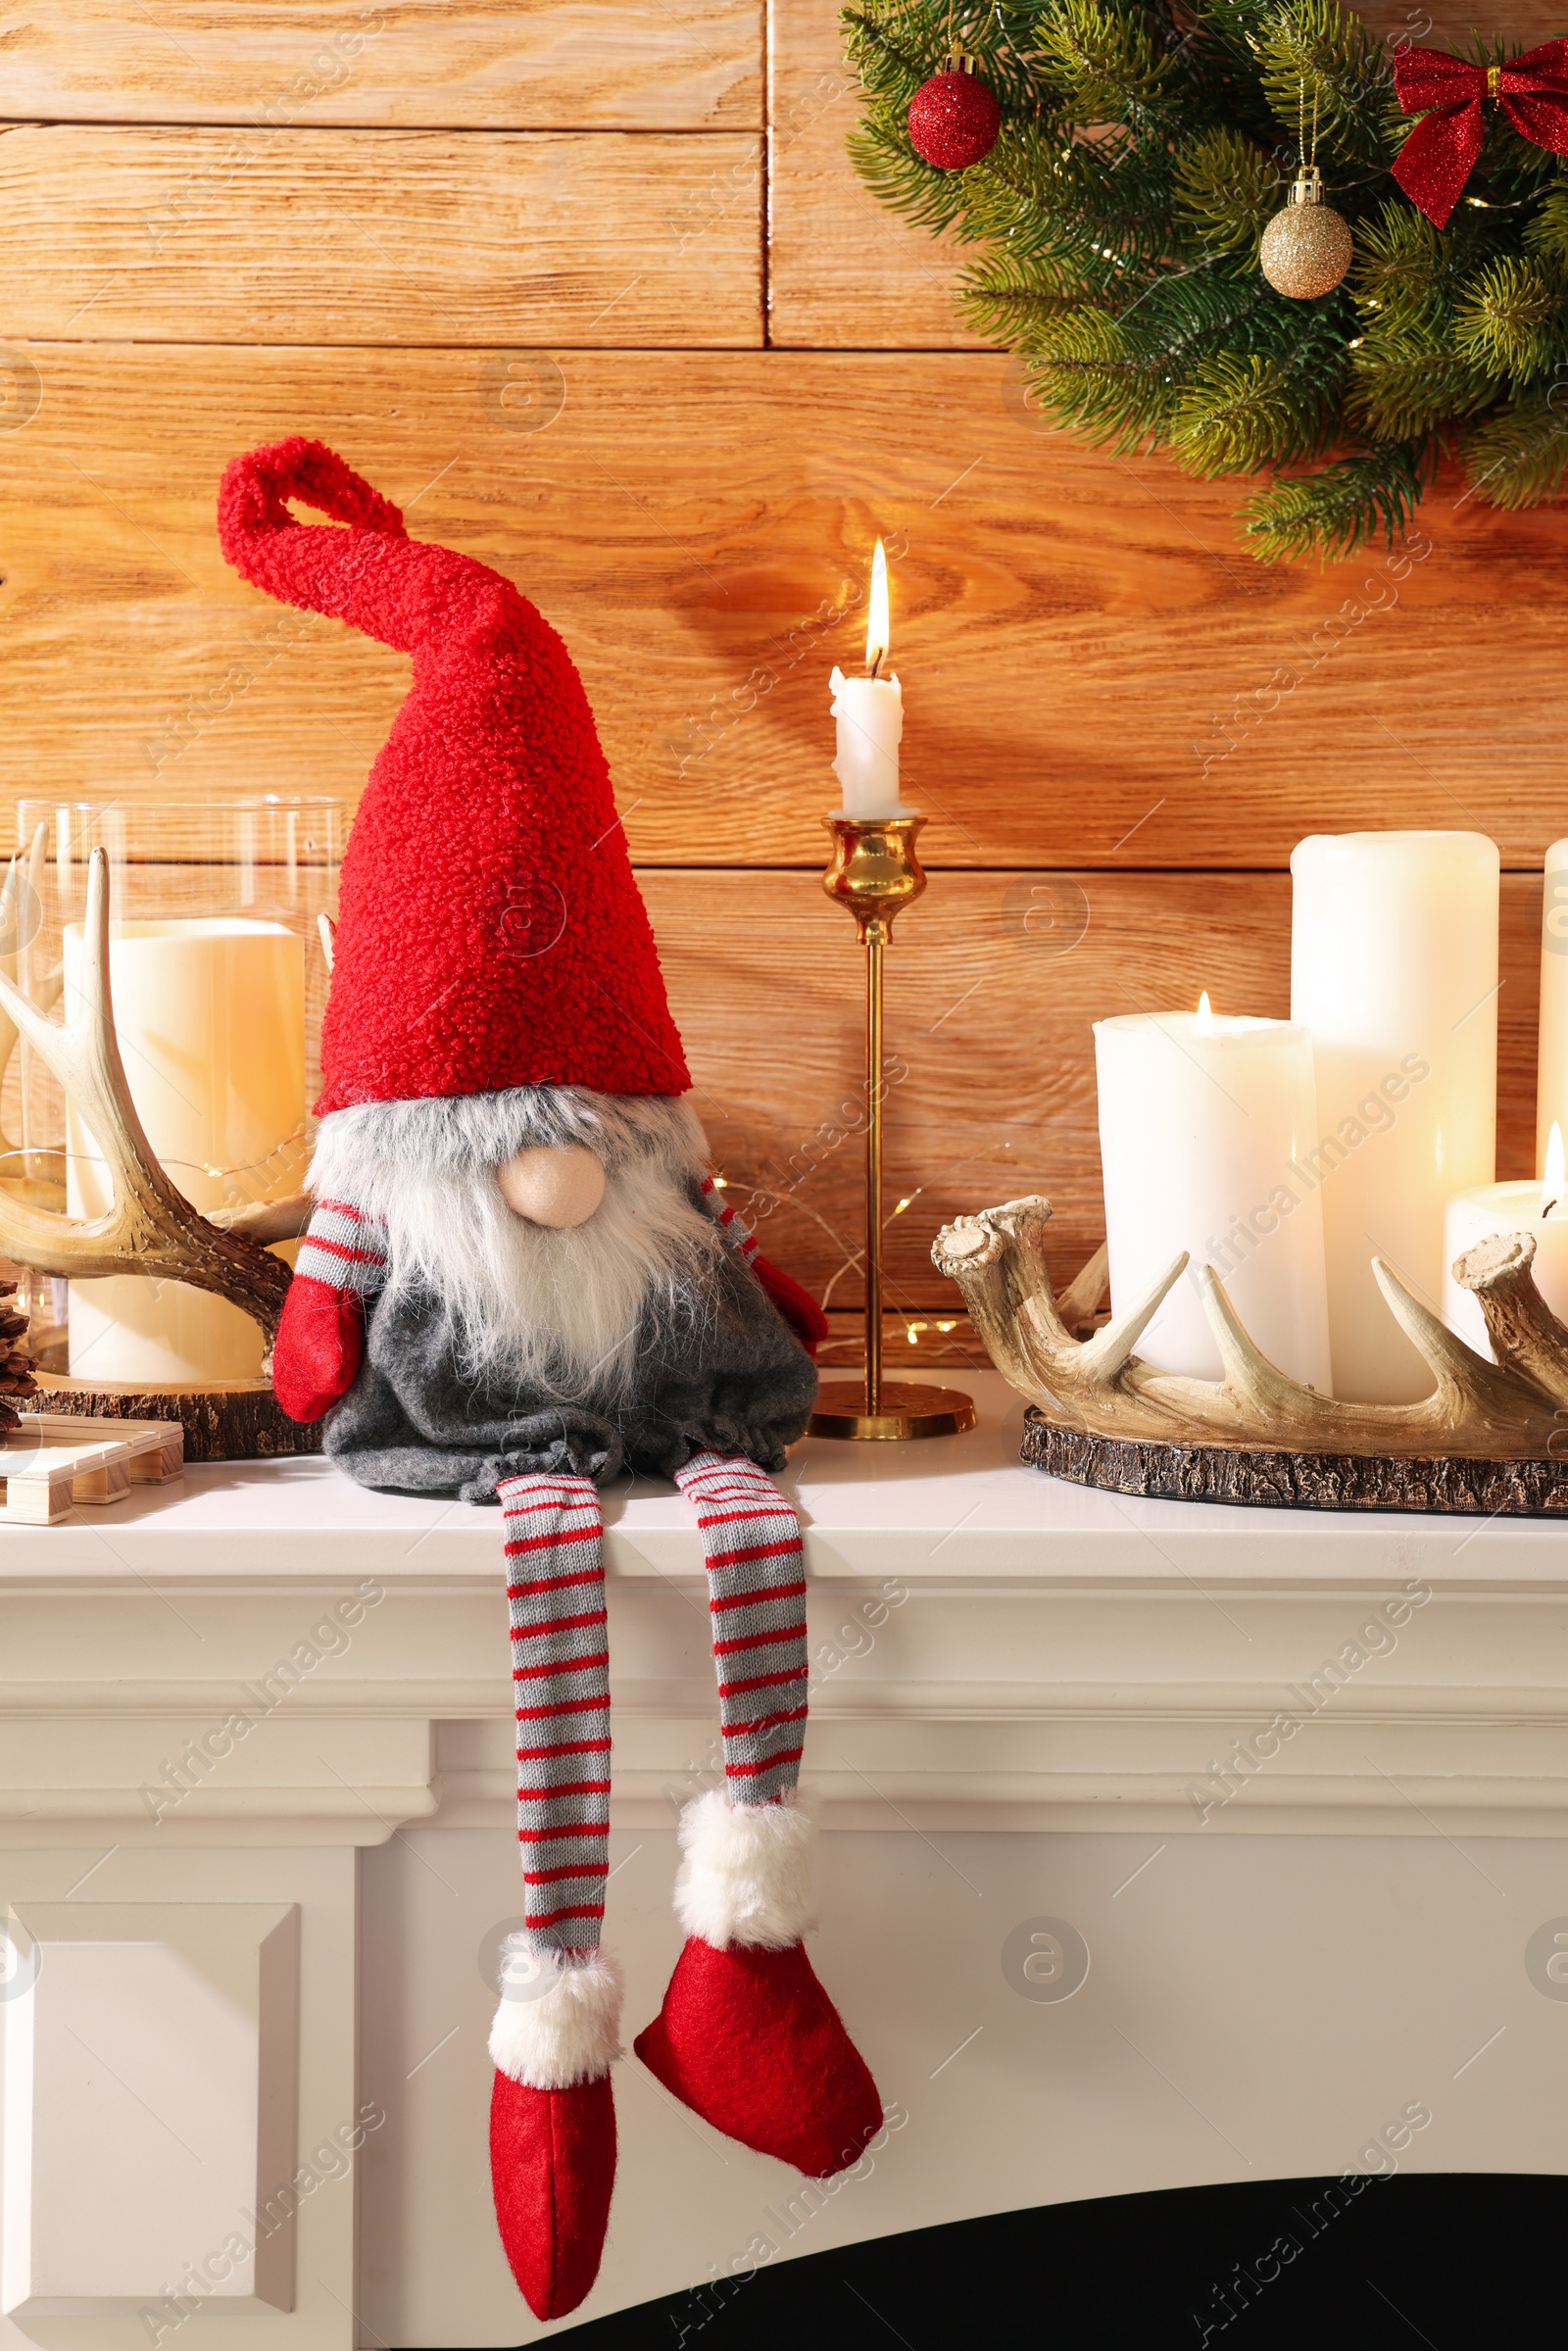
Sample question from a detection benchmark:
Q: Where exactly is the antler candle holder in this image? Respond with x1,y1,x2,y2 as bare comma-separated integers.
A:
933,1196,1568,1513
809,815,973,1442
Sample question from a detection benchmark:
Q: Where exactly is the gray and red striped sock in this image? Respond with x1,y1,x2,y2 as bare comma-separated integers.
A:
673,1451,808,1807
295,1194,389,1298
500,1473,612,1959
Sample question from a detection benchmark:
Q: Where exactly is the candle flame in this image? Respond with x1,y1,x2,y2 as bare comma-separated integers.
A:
1195,989,1213,1033
866,540,890,675
1544,1121,1565,1218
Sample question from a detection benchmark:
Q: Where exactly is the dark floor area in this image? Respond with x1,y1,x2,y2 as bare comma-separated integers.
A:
556,2171,1559,2348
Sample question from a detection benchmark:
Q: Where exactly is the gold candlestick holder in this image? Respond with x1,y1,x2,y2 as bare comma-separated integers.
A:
808,813,975,1442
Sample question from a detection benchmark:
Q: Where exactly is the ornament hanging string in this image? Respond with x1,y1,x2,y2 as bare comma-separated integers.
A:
1298,74,1318,178
1393,39,1568,226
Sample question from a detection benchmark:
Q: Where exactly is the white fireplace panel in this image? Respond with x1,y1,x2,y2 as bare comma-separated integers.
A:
1,1902,298,2318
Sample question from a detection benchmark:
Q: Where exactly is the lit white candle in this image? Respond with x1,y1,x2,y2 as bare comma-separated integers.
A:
829,540,905,818
1444,1121,1568,1352
1095,995,1332,1387
65,918,306,1382
1537,836,1568,1174
1291,831,1498,1404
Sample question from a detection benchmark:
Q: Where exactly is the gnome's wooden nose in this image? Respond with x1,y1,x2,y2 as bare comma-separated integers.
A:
497,1144,606,1228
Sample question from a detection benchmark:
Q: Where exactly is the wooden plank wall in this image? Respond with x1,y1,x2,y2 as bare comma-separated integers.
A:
1,0,1562,1326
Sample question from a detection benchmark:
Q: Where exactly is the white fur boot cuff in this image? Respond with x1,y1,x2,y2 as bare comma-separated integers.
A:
674,1788,816,1951
487,1942,624,2090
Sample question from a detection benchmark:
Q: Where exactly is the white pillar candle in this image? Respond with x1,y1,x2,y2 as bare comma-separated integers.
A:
1094,1005,1332,1387
1443,1183,1568,1358
1290,831,1498,1404
829,539,905,818
64,919,306,1383
1537,836,1568,1175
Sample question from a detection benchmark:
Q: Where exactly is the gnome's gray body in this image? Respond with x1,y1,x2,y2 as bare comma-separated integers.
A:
325,1244,815,1500
310,1086,816,1501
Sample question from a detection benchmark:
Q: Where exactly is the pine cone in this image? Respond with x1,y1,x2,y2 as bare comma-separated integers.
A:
0,1289,39,1419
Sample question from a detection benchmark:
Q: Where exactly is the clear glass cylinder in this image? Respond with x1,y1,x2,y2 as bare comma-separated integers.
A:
1,796,342,1382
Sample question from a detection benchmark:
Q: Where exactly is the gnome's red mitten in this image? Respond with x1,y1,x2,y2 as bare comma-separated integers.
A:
634,1793,882,2178
271,1197,389,1424
489,1943,623,2322
272,1279,365,1424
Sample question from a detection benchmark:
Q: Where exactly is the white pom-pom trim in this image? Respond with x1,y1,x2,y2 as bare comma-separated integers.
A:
487,1941,623,2089
674,1788,815,1951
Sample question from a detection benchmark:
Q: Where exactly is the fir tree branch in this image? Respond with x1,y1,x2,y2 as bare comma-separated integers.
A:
1024,307,1177,445
1452,254,1563,381
1172,125,1281,254
1346,343,1495,441
1461,387,1568,508
1169,350,1327,470
1031,0,1182,127
1249,0,1401,174
1239,437,1435,562
1526,186,1568,270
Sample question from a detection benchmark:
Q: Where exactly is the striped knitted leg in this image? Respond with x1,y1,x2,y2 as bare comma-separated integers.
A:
634,1453,882,2176
489,1476,621,2322
672,1449,808,1807
500,1473,612,1957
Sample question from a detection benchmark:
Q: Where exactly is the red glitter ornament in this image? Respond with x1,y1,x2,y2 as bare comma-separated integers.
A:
907,58,1000,171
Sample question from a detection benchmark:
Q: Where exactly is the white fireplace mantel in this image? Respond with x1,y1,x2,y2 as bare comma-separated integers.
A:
4,1372,1567,1845
4,1371,1568,2350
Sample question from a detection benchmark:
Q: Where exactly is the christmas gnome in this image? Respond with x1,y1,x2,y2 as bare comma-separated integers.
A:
218,438,882,2321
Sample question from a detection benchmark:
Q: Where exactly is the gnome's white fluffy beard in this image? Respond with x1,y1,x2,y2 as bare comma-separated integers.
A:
311,1087,728,1401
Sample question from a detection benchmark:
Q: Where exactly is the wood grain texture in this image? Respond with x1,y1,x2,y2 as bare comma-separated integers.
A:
0,1,761,129
0,128,761,347
767,0,983,348
651,867,1544,1309
3,344,1567,869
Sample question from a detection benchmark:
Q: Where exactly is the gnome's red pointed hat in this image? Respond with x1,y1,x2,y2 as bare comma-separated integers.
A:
218,437,690,1114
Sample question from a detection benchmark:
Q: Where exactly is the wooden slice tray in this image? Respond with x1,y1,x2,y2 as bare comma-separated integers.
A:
29,1376,320,1462
1021,1412,1568,1517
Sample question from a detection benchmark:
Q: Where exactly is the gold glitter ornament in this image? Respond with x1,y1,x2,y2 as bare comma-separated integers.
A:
1259,167,1352,299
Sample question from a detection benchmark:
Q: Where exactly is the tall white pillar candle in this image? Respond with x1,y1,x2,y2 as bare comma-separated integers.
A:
65,919,306,1383
1537,836,1568,1175
1094,1008,1332,1387
1290,831,1498,1404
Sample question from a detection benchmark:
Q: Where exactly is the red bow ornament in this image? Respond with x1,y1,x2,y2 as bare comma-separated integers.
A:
1393,40,1568,227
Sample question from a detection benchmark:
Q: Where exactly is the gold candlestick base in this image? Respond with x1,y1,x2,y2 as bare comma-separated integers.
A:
808,1378,976,1442
807,810,973,1442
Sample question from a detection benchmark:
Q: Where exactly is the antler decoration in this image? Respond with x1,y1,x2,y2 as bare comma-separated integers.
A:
0,848,293,1347
933,1197,1568,1461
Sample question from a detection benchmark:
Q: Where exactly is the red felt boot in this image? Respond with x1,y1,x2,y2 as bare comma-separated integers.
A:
488,1944,622,2321
634,1793,881,2178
